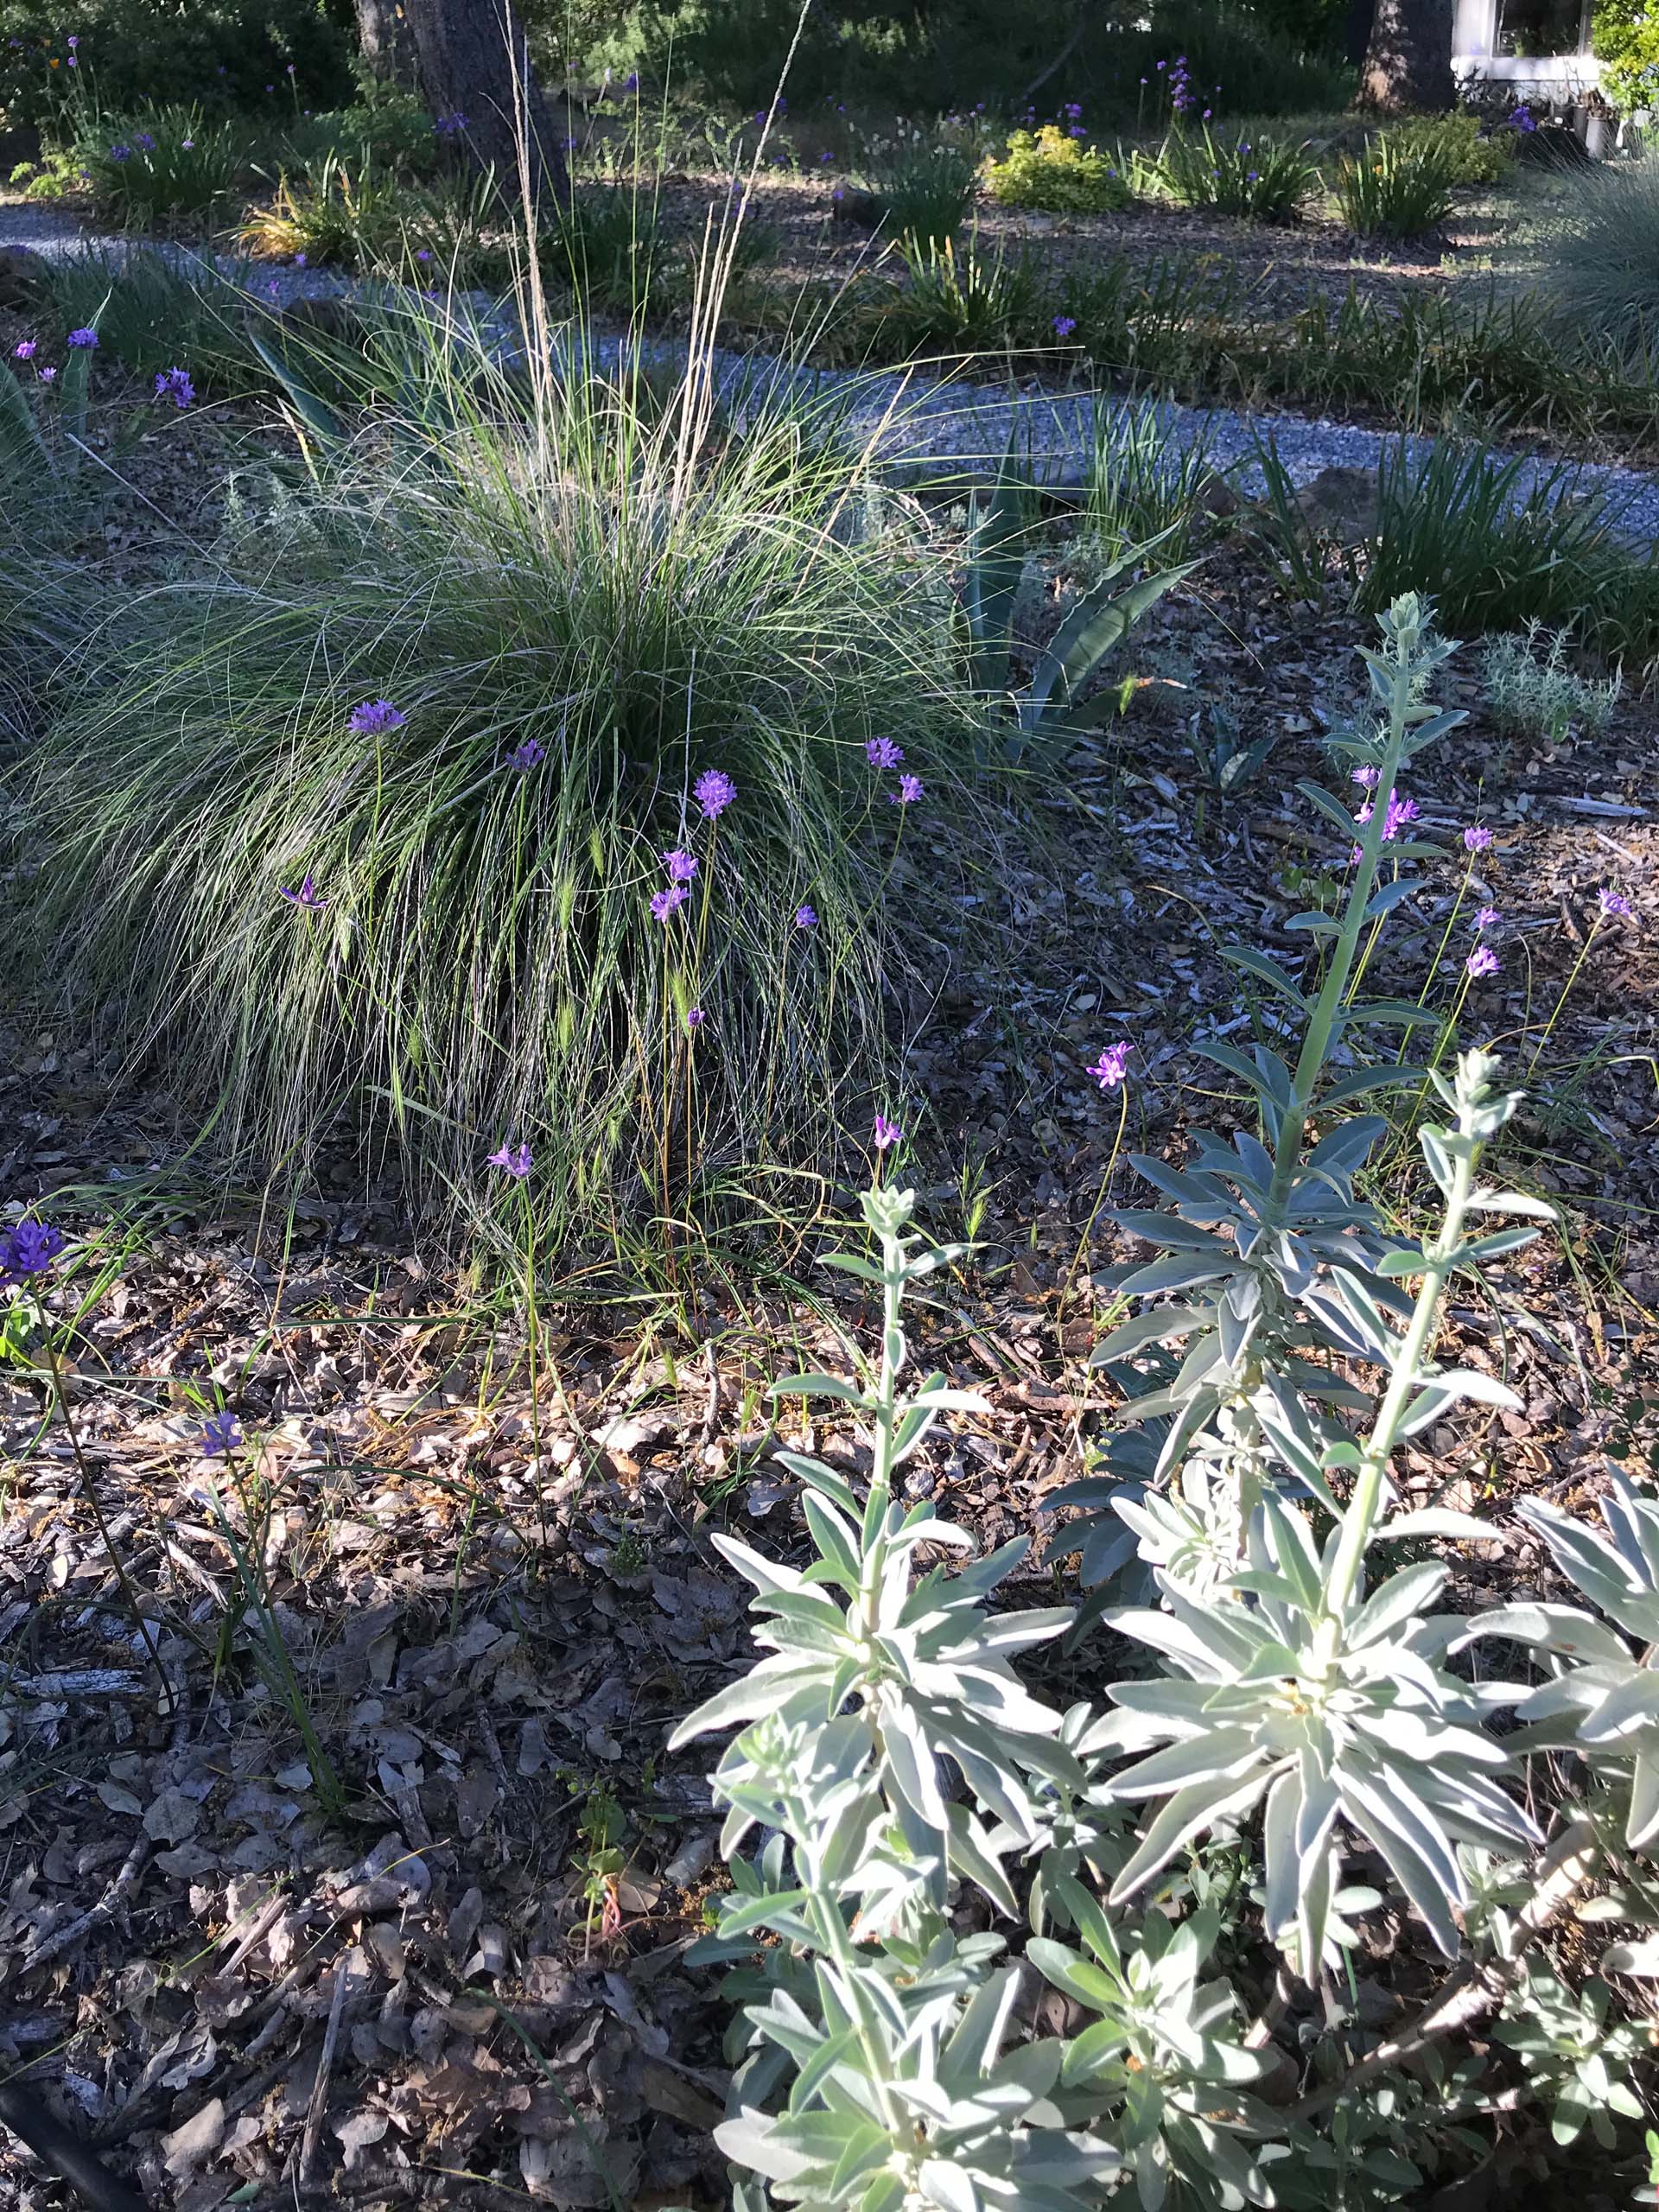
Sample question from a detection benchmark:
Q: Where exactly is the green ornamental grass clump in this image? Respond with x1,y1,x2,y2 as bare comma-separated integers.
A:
1337,132,1458,239
19,313,979,1246
1154,124,1316,223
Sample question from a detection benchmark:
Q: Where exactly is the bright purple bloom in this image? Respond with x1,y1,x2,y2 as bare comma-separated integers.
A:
279,871,328,912
694,768,736,818
1382,792,1419,839
66,327,98,349
1599,887,1634,920
38,366,55,384
1351,765,1381,790
135,131,155,150
0,1219,67,1281
865,737,904,770
152,365,194,409
12,339,35,360
108,144,130,162
200,1410,241,1457
1052,315,1077,338
1466,944,1499,978
651,882,689,922
293,251,306,267
685,1007,705,1031
663,848,698,883
890,774,925,806
348,698,405,737
1463,824,1493,851
1088,1041,1133,1089
872,1113,902,1150
794,903,818,928
1473,906,1500,931
506,736,544,771
416,248,432,264
486,1141,532,1177
67,33,77,46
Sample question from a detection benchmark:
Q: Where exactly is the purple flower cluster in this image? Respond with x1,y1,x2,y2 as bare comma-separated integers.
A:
695,768,736,818
1088,1040,1133,1090
1466,944,1499,979
651,882,689,923
487,1140,532,1177
1167,54,1194,117
663,848,698,883
795,904,818,929
890,774,925,807
1052,315,1077,339
0,1218,66,1283
505,736,544,772
866,736,904,770
1351,786,1417,860
1599,887,1634,920
12,338,35,360
1473,905,1500,932
66,327,98,349
872,1113,902,1151
348,697,405,737
434,111,468,136
153,365,194,410
1463,823,1493,852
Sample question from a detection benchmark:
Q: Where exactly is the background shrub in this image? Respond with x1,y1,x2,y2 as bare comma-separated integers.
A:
985,125,1133,213
1385,109,1515,185
858,136,979,248
280,83,442,177
0,0,351,131
1155,124,1316,220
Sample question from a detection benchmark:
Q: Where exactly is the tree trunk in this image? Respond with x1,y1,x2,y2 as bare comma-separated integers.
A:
401,0,571,209
354,0,418,86
1358,0,1456,109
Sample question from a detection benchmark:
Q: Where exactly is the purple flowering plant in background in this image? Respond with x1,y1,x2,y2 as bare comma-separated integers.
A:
38,366,55,384
1474,906,1500,932
794,904,818,929
279,871,327,912
153,366,194,409
890,774,925,806
872,1113,902,1150
1464,824,1493,851
505,737,544,771
652,883,689,922
13,339,35,359
67,327,98,348
0,1218,67,1282
486,1141,532,1177
865,737,903,770
1052,315,1077,338
1466,944,1500,978
1599,887,1634,919
1088,1041,1133,1089
663,848,698,883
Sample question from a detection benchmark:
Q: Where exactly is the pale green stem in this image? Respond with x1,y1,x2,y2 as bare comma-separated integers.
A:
1058,1081,1129,1336
1523,917,1605,1084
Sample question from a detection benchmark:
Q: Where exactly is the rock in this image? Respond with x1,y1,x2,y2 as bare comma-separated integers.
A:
0,246,44,311
1292,464,1380,544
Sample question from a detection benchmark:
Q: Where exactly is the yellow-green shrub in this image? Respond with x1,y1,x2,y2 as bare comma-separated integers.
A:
1383,111,1514,185
984,124,1133,213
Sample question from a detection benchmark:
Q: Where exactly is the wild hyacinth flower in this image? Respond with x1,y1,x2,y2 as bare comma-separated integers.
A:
135,130,155,149
152,365,194,409
1464,824,1493,851
865,736,904,770
694,768,736,818
348,698,405,737
872,1113,902,1150
1383,791,1420,838
108,143,130,161
486,1141,532,1177
38,366,55,384
13,339,35,359
794,903,818,928
1053,314,1077,337
67,327,98,348
1600,887,1635,919
663,848,698,883
890,774,925,806
1088,1041,1133,1088
1474,906,1500,931
651,883,689,923
279,871,327,912
0,1219,67,1281
1466,944,1500,978
200,1410,242,1457
505,737,544,771
1351,766,1381,790
685,1007,705,1031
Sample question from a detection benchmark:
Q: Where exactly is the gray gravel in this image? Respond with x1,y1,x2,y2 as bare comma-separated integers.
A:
10,208,1659,541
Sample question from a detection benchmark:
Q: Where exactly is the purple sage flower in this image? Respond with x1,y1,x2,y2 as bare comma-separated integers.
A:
794,903,818,929
279,871,328,912
0,1219,67,1281
13,339,36,360
506,736,544,771
1466,944,1499,978
1599,887,1634,920
663,848,698,883
1463,824,1493,851
1087,1041,1133,1089
890,774,925,806
348,698,406,737
67,327,99,349
200,1409,242,1457
153,365,194,409
1052,315,1077,338
872,1113,902,1150
651,882,689,922
694,768,736,817
866,736,904,770
486,1140,532,1176
1473,906,1500,931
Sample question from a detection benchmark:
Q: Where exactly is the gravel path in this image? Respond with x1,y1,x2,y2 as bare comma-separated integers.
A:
9,203,1659,538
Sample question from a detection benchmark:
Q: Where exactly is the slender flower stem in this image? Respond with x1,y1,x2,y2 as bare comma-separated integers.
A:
1057,1083,1128,1338
1523,915,1605,1084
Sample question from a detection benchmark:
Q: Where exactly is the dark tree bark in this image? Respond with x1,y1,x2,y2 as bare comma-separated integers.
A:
354,0,419,86
401,0,572,208
1358,0,1456,109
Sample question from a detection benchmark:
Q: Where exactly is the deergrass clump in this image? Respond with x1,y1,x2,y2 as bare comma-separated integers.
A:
22,311,979,1247
882,233,1046,353
1536,150,1659,354
1337,134,1459,239
83,105,245,226
1481,623,1621,740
